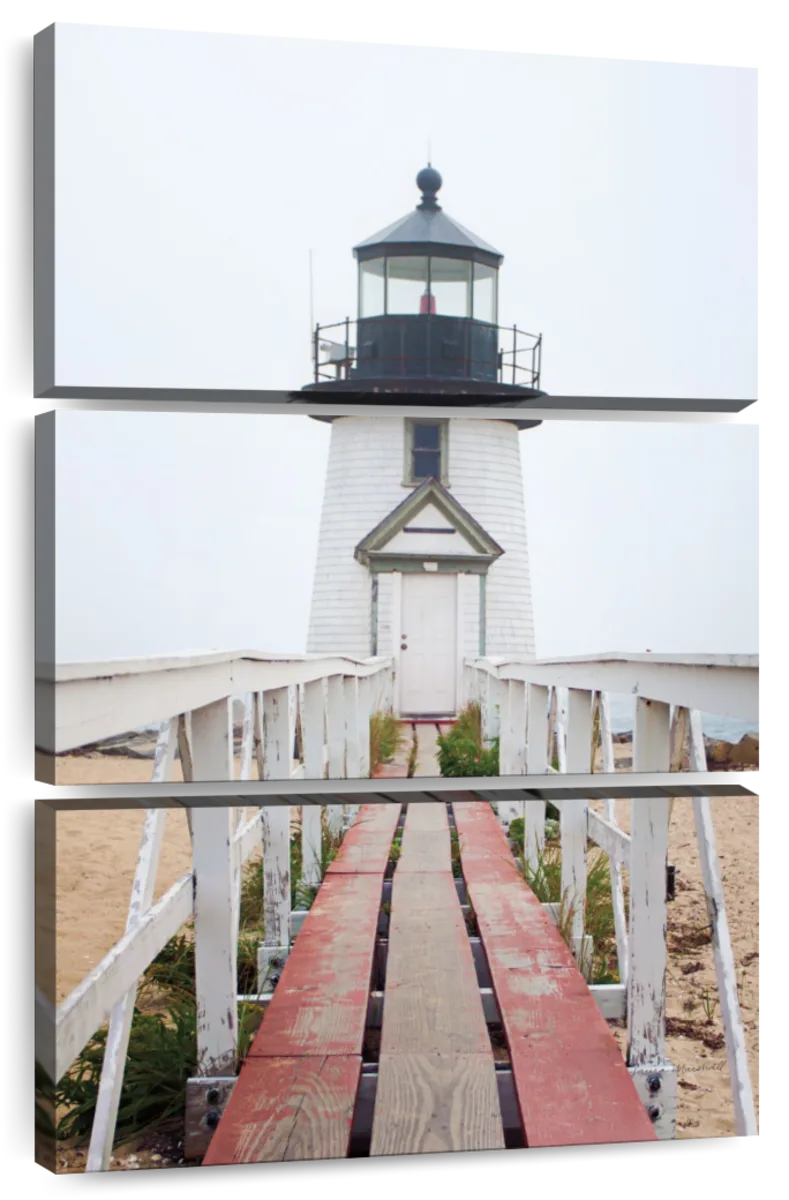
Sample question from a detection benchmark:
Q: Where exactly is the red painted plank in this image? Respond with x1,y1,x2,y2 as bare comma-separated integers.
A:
324,802,401,875
206,807,395,1163
202,1056,360,1165
453,802,657,1147
250,873,381,1058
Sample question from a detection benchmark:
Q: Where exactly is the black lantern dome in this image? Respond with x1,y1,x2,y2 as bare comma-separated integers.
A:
300,167,543,403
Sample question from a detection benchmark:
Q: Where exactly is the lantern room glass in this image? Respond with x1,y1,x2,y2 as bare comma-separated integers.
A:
472,263,497,324
359,257,386,317
429,257,472,318
386,256,429,315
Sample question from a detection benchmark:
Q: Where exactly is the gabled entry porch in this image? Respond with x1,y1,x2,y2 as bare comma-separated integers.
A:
355,477,503,718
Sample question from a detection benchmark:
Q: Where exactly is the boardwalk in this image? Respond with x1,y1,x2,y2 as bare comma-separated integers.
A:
203,801,655,1164
371,803,503,1155
372,722,447,778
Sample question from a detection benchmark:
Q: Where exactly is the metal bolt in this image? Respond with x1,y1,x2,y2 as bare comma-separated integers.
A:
205,1110,221,1130
647,1074,661,1094
206,1088,220,1104
647,1106,661,1123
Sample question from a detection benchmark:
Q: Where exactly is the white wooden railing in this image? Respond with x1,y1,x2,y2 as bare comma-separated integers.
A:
37,652,395,782
464,652,758,777
39,772,756,1166
37,800,363,1172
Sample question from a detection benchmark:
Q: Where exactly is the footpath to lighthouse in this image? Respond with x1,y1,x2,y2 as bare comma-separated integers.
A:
203,801,655,1163
372,721,448,778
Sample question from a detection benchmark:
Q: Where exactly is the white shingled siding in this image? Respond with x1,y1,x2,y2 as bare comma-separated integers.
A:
447,418,536,656
376,572,395,657
306,416,536,659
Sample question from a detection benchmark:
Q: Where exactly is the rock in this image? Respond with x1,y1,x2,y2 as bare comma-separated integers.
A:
729,733,759,766
704,734,759,769
705,739,731,766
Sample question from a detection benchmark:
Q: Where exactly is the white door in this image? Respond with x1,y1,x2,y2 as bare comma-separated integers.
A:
399,573,457,715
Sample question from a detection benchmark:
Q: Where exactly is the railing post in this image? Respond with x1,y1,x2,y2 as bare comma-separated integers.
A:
523,799,546,874
633,696,671,774
344,675,362,779
599,692,616,775
325,674,346,835
562,689,593,947
525,683,548,774
187,696,236,1080
190,698,234,780
626,791,676,1138
546,686,557,768
358,674,372,779
500,679,526,776
192,807,238,1075
522,683,549,870
300,678,325,890
260,687,294,985
481,673,503,744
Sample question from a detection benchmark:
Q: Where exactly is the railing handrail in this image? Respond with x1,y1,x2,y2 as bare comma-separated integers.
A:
38,652,394,756
472,651,758,669
39,650,394,684
468,652,758,723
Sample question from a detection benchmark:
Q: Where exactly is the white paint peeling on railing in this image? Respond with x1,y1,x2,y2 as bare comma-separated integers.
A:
40,651,395,756
468,652,758,723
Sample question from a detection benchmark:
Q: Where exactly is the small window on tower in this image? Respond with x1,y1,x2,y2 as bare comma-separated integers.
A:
405,419,448,485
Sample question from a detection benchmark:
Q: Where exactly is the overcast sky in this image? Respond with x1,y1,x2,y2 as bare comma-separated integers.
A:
51,30,758,666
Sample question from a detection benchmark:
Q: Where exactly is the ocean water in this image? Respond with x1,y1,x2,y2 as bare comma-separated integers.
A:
605,693,757,742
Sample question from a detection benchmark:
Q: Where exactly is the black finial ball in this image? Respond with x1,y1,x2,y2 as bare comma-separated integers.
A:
416,166,442,197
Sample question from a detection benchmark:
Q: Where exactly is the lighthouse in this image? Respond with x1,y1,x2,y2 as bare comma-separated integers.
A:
305,168,542,718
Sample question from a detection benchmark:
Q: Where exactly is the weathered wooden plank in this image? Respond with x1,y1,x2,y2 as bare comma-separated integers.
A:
302,678,325,781
202,1056,360,1164
253,809,394,1055
453,802,656,1148
372,803,503,1156
324,802,400,875
250,872,383,1058
397,801,451,872
600,692,629,988
326,675,345,779
371,1054,504,1156
383,876,491,1056
191,698,233,781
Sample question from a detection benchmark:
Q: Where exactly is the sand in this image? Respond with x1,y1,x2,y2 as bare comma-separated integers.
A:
53,795,758,1145
600,795,759,1138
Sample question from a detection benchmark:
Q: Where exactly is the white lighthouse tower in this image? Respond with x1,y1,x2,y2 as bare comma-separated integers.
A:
303,168,543,718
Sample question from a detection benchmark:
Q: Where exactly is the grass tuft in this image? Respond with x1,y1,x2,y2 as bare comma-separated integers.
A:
369,710,404,777
437,702,499,776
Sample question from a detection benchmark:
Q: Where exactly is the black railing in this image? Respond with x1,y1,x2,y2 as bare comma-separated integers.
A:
312,316,542,390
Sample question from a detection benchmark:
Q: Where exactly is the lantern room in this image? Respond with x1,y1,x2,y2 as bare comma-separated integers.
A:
302,166,543,398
